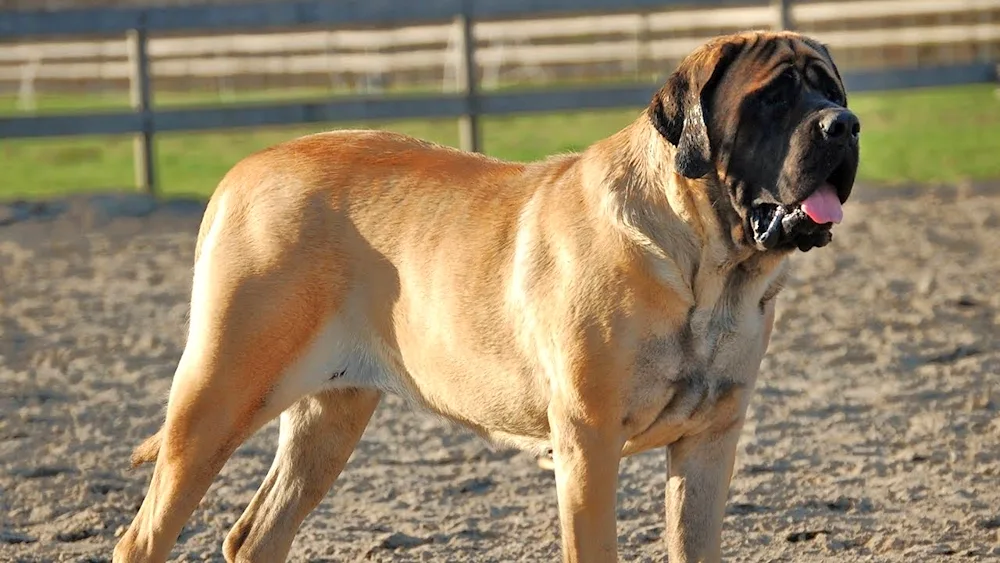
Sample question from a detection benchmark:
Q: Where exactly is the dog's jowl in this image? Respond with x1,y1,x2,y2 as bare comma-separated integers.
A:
114,31,859,563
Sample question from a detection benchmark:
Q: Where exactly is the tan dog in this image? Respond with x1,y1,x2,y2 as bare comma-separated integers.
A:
114,30,859,563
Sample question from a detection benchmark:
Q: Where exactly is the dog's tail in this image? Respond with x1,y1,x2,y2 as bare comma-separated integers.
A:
130,428,163,469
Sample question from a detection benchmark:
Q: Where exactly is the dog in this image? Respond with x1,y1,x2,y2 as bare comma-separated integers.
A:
113,30,859,563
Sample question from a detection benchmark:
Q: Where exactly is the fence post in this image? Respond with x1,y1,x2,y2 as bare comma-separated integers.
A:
127,19,156,195
773,0,793,31
454,6,481,153
634,12,651,80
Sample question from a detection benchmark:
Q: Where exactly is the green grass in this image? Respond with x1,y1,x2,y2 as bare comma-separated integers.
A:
1,83,998,201
845,84,1000,184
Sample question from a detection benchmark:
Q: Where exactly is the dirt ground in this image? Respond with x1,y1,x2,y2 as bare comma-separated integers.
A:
1,182,998,563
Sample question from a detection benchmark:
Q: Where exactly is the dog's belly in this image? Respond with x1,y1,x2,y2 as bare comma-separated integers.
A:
261,312,412,411
264,297,763,459
264,308,554,451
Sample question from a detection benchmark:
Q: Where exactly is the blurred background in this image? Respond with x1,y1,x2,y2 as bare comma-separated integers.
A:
1,1,999,561
0,0,998,199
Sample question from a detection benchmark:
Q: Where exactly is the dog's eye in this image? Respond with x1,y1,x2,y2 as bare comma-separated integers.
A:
813,73,845,105
761,70,796,109
825,85,845,106
761,88,787,108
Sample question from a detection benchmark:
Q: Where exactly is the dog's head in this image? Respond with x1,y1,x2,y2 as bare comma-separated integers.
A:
649,31,860,252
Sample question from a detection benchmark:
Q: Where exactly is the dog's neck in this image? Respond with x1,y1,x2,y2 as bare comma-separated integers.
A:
580,118,781,298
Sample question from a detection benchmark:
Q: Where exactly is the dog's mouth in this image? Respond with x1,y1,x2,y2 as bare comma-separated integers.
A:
749,161,853,252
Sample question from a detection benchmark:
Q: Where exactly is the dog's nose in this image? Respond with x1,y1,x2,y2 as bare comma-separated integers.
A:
819,109,860,141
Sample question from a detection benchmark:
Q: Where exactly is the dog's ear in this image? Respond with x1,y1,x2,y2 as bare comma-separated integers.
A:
649,41,741,179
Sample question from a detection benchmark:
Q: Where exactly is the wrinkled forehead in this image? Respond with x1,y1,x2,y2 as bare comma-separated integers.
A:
720,33,842,94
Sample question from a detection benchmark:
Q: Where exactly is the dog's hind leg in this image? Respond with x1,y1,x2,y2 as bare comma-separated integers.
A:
113,321,320,562
113,193,347,563
223,388,381,562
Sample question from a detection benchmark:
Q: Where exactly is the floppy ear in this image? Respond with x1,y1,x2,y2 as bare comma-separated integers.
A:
649,41,741,179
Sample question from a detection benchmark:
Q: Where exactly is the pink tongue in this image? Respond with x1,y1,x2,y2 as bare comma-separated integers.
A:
800,184,843,224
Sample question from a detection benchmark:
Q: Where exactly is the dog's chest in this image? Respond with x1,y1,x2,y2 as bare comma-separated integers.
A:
621,292,768,453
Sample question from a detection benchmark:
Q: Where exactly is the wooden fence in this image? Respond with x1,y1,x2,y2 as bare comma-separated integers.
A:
1,0,998,194
4,0,999,92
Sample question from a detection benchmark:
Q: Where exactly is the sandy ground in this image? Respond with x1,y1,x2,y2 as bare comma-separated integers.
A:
1,183,999,563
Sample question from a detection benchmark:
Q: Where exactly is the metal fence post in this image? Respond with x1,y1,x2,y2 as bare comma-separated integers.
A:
127,19,156,194
454,6,481,153
774,0,793,31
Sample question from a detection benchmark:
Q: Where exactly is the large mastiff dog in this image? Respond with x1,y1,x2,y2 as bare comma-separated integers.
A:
114,30,859,563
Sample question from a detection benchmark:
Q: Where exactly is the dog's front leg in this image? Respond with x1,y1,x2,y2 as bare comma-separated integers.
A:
663,421,743,563
662,299,776,561
548,398,624,563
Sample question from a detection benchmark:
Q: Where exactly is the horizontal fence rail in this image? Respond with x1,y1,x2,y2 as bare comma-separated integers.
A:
1,0,999,195
4,63,995,138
